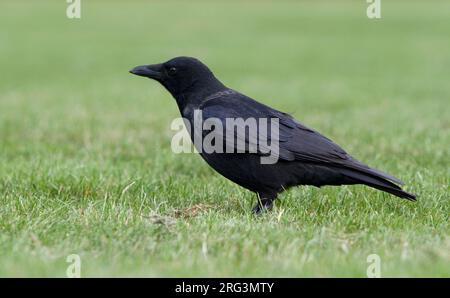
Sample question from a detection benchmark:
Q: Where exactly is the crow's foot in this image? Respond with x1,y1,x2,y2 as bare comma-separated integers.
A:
252,198,274,215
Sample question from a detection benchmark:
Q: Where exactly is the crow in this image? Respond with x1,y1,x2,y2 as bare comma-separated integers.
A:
130,56,416,214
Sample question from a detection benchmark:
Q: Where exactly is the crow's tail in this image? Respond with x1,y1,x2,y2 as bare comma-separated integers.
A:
339,167,416,201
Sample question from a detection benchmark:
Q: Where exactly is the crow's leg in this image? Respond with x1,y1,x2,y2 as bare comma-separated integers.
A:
252,192,277,215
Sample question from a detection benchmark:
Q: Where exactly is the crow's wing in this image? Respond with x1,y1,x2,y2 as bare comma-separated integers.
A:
199,92,404,185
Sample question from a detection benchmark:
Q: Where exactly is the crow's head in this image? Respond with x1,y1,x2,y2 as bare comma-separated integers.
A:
130,57,224,100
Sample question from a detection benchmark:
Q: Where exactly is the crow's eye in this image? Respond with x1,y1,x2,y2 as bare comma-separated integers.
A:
168,67,177,76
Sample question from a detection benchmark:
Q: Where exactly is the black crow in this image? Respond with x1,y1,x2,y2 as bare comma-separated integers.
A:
130,57,416,214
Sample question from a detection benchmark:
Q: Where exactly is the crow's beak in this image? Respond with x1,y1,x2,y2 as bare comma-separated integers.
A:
129,64,163,80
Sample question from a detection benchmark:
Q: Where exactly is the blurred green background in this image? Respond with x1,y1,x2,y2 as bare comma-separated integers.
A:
0,0,448,277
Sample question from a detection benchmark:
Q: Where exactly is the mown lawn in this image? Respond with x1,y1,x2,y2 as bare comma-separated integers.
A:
0,0,448,277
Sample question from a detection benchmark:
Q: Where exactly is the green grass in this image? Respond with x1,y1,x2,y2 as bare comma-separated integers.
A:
0,0,449,277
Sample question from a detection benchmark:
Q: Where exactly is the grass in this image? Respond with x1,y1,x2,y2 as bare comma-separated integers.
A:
0,0,448,277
